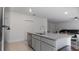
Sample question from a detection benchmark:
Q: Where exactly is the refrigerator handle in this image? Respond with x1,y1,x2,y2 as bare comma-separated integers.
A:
2,25,10,30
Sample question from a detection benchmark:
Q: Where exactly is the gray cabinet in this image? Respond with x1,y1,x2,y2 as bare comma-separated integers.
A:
40,37,55,47
32,38,40,51
41,41,55,51
27,33,32,47
35,39,40,51
31,34,56,51
32,38,36,50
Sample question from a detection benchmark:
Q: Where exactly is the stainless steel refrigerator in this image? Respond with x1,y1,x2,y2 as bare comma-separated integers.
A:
0,7,3,50
0,7,10,51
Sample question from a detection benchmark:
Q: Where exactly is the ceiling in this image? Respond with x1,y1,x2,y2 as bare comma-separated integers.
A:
9,7,79,23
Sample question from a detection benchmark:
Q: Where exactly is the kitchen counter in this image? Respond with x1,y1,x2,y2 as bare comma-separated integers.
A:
27,32,72,51
28,32,72,40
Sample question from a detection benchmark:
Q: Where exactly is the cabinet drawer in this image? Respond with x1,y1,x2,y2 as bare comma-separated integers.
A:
41,42,56,51
32,34,40,40
41,37,56,47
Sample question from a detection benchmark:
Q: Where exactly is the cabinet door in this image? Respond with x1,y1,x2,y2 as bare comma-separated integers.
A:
32,38,36,50
35,39,40,51
41,37,55,47
41,42,55,51
27,34,32,47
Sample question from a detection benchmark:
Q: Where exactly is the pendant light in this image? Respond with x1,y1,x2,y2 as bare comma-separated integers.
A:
74,17,78,21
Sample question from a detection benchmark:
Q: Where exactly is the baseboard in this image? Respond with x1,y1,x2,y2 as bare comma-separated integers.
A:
6,39,26,43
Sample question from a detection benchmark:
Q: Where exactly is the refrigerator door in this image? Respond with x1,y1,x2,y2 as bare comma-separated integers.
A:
0,7,3,51
0,7,10,51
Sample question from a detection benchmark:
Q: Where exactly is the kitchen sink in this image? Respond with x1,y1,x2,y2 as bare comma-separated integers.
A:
36,33,45,35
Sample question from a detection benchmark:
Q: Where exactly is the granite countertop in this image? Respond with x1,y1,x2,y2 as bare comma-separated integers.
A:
27,32,72,40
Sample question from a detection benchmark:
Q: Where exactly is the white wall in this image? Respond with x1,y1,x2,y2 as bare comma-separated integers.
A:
24,15,47,40
57,20,79,31
5,8,47,43
48,20,79,33
6,11,26,42
48,21,56,33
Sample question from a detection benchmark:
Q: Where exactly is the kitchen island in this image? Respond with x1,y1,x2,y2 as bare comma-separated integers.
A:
27,32,72,51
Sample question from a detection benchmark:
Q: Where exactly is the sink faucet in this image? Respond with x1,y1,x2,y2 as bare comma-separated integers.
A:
40,26,46,35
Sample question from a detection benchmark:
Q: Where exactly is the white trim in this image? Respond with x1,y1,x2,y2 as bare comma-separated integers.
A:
6,39,25,43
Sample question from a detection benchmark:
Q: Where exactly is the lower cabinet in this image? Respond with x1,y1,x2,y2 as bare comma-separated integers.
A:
31,34,56,51
32,38,40,51
27,33,32,47
32,38,36,50
40,42,55,51
35,39,40,51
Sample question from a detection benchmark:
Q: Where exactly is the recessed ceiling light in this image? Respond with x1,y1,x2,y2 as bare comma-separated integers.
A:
64,11,68,15
29,8,32,13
